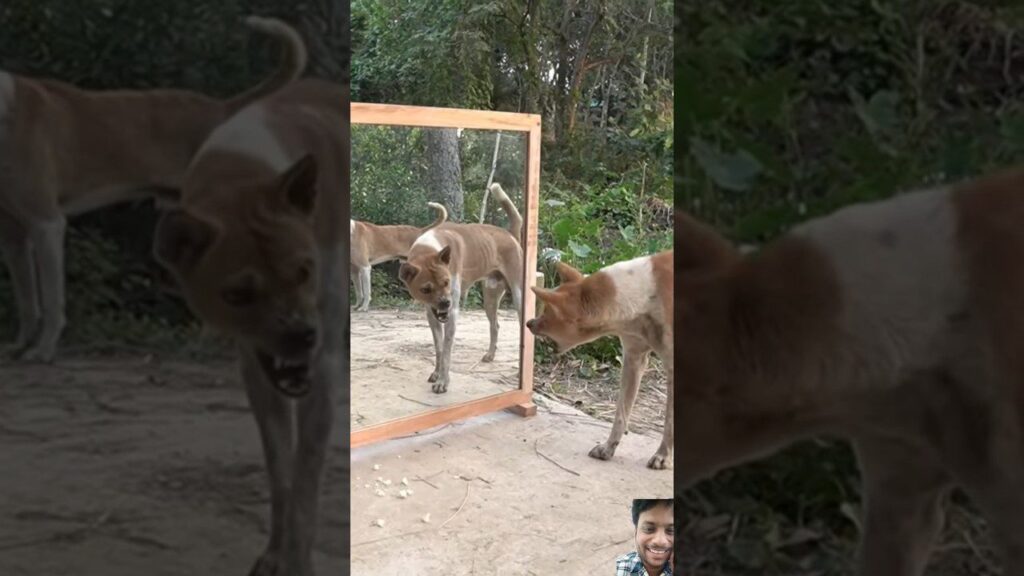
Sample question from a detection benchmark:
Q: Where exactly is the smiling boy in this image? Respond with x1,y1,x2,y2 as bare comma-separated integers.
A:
615,498,674,575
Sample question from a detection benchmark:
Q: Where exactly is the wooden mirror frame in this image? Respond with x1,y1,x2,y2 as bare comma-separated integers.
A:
350,103,541,448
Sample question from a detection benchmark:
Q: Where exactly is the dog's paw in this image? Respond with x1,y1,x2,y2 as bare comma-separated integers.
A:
249,552,313,576
427,370,439,383
248,552,280,576
17,345,55,364
480,351,495,363
589,443,616,461
431,379,448,393
646,452,673,470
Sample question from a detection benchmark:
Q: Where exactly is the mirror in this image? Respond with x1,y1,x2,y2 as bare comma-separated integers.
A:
350,123,529,432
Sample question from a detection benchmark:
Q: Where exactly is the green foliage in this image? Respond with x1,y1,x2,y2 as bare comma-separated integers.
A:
679,0,1024,244
0,1,318,349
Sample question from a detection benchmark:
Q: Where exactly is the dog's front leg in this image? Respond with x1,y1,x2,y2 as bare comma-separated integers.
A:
854,438,949,576
590,337,649,463
432,281,461,394
20,217,66,362
281,355,339,576
0,221,41,356
426,307,443,383
648,346,673,469
240,347,296,576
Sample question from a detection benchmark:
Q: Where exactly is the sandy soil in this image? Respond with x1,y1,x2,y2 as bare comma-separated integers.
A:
350,395,674,575
352,308,521,430
0,354,347,576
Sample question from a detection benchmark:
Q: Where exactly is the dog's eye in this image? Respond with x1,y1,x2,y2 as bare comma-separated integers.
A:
420,286,432,295
223,286,257,307
296,262,313,285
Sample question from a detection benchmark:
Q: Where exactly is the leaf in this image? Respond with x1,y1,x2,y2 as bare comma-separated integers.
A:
850,88,899,137
567,239,592,258
689,137,763,192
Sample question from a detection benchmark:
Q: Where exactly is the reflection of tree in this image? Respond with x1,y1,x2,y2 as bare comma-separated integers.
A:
294,0,349,83
424,128,464,222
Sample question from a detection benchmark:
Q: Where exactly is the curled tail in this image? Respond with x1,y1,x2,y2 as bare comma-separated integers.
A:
489,182,522,241
423,202,448,232
225,16,308,113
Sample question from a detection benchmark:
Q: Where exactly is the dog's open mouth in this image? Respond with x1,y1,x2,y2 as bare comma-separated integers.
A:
256,351,311,397
431,307,450,323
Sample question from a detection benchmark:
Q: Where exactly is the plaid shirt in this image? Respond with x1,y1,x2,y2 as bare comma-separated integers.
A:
614,551,672,575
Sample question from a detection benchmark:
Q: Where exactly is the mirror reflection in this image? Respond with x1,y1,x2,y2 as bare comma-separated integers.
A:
350,126,526,430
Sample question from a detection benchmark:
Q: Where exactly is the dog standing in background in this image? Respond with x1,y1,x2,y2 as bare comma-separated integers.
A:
0,16,305,362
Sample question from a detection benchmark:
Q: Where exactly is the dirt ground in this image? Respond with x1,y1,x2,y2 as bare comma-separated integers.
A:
0,322,673,575
352,308,520,430
350,394,674,575
0,353,347,576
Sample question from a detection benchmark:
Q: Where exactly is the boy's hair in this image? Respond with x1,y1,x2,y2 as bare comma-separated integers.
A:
631,499,673,526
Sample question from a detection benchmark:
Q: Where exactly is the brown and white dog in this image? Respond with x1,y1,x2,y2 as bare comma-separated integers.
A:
151,57,347,576
398,186,523,393
679,170,1024,575
0,17,305,363
349,207,446,311
527,251,674,469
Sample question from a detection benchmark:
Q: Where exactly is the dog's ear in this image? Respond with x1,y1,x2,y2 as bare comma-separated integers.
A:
275,154,319,216
531,286,564,306
153,209,219,274
555,262,584,284
677,209,739,273
399,262,419,285
438,245,452,265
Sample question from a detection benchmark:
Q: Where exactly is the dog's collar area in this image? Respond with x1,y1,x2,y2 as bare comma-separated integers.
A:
256,350,312,397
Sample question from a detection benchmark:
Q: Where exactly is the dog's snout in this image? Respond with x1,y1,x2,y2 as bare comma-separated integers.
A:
286,326,317,352
526,318,537,332
437,298,451,311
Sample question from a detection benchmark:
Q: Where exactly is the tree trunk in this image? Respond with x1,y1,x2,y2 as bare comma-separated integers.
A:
424,128,464,222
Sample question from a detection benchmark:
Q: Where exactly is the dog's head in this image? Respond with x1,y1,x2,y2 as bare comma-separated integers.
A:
675,209,844,486
399,245,455,323
526,262,609,353
153,154,321,397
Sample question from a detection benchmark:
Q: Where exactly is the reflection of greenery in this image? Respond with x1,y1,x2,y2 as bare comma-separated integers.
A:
351,126,526,226
0,0,316,346
679,3,1018,574
354,0,674,368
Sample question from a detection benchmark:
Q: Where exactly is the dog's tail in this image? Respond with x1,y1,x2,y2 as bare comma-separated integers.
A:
422,202,448,232
489,182,522,242
224,16,308,113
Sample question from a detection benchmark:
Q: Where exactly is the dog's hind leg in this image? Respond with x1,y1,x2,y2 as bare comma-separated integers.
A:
481,276,505,363
357,265,371,311
20,216,66,362
240,347,296,576
853,438,950,576
349,264,363,310
590,336,649,463
0,212,41,356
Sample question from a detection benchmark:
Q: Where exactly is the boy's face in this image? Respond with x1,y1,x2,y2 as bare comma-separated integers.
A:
635,504,674,570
